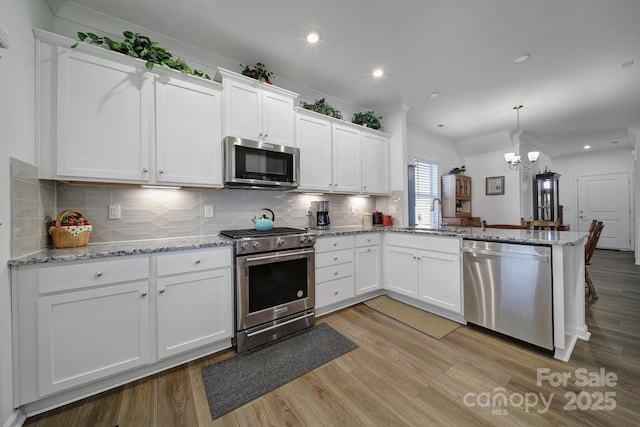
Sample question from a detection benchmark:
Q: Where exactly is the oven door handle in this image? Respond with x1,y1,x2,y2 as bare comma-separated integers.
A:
246,311,315,337
245,249,315,263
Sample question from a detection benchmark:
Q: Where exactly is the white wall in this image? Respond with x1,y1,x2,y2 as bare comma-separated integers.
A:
553,146,636,246
0,1,54,425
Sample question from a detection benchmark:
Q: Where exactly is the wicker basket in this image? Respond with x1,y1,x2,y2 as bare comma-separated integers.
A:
49,209,92,248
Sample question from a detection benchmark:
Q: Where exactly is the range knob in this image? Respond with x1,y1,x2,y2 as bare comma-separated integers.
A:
299,235,308,243
277,238,286,246
252,241,260,249
240,242,250,250
308,235,316,243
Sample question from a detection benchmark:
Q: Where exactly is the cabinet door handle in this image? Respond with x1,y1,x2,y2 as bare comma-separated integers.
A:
412,255,417,259
141,168,148,173
334,291,339,295
95,272,102,278
417,256,422,260
195,259,201,264
367,248,371,252
158,169,164,174
333,256,338,261
141,292,147,297
159,288,165,294
264,134,268,138
334,271,339,276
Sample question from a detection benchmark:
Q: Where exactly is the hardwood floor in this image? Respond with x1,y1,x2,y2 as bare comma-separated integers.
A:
24,249,639,426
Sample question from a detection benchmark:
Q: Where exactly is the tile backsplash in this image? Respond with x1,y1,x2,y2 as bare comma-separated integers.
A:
10,158,56,257
9,161,386,255
55,182,377,244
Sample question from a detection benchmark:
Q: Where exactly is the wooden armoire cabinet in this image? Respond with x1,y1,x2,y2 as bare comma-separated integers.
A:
442,174,475,225
533,172,561,221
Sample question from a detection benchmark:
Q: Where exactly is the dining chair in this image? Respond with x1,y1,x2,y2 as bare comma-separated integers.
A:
584,220,604,300
481,218,528,229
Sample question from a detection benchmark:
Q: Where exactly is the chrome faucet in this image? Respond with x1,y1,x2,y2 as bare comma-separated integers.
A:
430,197,446,227
430,197,441,212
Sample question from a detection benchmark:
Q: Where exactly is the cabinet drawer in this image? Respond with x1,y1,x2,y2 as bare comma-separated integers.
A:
316,262,354,284
38,257,149,294
315,236,354,253
156,247,231,276
316,277,356,308
385,233,460,254
356,233,381,247
315,249,354,268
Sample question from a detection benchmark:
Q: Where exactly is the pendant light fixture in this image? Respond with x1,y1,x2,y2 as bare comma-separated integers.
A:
504,105,540,171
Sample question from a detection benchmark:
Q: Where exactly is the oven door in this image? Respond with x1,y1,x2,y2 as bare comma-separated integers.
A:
236,248,315,331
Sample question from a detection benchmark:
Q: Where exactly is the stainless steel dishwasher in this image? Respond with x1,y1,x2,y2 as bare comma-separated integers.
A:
462,240,553,350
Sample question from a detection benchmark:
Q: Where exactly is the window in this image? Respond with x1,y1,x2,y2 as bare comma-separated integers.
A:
409,158,439,227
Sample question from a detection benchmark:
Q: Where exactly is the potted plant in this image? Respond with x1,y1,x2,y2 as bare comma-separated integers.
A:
300,98,343,119
240,62,274,83
71,31,211,80
352,111,382,130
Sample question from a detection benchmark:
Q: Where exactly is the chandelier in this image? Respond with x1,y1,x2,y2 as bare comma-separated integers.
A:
504,105,540,171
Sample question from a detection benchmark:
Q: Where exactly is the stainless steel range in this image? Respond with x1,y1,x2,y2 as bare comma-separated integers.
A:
220,227,316,352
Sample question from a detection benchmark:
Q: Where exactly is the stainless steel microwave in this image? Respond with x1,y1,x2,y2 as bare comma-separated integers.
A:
224,136,300,189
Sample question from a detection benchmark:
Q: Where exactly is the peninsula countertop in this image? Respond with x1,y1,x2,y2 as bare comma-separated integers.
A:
312,225,588,246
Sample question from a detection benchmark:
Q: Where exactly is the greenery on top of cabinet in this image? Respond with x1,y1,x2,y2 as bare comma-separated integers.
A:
71,31,211,80
240,62,275,84
352,111,383,130
300,98,343,119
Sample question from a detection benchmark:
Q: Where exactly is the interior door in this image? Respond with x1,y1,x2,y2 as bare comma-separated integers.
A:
577,173,631,250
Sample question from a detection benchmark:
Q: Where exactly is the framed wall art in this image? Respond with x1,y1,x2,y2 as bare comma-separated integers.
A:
486,176,504,195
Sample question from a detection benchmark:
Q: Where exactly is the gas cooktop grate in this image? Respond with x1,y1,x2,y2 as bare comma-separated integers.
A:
219,227,307,239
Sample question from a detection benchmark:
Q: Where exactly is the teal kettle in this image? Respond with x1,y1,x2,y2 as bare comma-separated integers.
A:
252,208,275,231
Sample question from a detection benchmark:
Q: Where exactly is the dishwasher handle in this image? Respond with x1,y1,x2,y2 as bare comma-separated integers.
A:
462,247,550,262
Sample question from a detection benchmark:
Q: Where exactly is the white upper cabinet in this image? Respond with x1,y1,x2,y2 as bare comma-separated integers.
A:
56,50,153,182
155,73,223,186
295,111,333,192
332,123,361,194
216,68,298,146
295,108,389,195
361,132,389,195
37,30,224,187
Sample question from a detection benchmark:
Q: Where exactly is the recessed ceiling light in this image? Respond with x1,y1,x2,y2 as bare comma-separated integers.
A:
306,32,320,43
373,69,384,78
429,91,440,99
583,145,591,150
514,53,531,63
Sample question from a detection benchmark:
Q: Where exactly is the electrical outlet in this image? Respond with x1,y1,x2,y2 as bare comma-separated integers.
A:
351,205,356,214
204,205,214,218
108,205,121,219
389,205,397,214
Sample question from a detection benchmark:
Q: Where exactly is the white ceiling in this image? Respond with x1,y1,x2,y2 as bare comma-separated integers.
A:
48,0,640,158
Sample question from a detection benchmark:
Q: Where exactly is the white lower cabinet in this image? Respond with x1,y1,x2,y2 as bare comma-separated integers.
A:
37,280,150,396
11,247,233,410
156,249,233,359
315,236,355,309
355,233,382,295
384,234,462,313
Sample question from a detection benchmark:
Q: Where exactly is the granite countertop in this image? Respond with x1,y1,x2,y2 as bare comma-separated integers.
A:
8,235,234,266
312,225,588,246
10,225,588,267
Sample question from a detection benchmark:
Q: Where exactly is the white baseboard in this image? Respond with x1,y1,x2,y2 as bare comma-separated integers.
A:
2,409,26,427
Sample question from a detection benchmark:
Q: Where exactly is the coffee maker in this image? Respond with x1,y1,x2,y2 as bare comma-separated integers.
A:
310,201,330,229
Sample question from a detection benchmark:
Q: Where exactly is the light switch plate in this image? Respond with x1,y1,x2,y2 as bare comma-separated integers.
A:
389,205,397,214
204,205,214,218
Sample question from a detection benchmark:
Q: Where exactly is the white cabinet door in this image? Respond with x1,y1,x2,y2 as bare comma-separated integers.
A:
355,245,382,294
332,124,361,194
155,75,223,186
362,132,389,195
37,281,150,396
418,250,462,313
56,50,152,182
296,112,333,192
224,78,262,140
262,91,294,145
384,246,419,298
157,268,232,359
